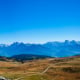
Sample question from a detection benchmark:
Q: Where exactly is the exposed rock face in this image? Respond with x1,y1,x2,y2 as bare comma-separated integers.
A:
0,76,8,80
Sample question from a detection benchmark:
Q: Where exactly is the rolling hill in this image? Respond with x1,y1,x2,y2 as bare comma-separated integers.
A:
0,55,80,80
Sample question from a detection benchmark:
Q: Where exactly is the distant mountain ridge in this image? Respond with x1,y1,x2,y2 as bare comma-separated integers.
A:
0,40,80,57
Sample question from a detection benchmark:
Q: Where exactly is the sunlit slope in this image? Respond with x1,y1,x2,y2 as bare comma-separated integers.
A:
0,56,80,80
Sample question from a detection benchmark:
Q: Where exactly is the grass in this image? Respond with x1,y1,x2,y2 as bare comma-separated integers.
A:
0,74,49,80
0,56,80,80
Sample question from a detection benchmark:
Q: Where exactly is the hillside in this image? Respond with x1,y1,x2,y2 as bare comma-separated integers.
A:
0,56,9,61
0,54,51,63
0,55,80,80
10,54,51,62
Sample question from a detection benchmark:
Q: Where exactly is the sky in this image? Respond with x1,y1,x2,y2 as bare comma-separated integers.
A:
0,0,80,44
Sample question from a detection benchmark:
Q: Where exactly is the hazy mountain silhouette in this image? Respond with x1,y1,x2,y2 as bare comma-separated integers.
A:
0,40,80,57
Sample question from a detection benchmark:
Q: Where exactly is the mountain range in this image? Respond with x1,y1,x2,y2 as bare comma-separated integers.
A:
0,40,80,57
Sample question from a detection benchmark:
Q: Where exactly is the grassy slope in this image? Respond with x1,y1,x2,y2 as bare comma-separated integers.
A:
0,56,80,80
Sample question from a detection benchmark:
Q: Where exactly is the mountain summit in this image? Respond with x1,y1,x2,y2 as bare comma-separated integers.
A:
0,40,80,57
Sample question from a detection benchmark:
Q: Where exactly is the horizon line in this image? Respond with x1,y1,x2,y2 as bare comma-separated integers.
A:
0,40,80,45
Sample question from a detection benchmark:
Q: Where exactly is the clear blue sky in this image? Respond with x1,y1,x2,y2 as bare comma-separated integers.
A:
0,0,80,44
